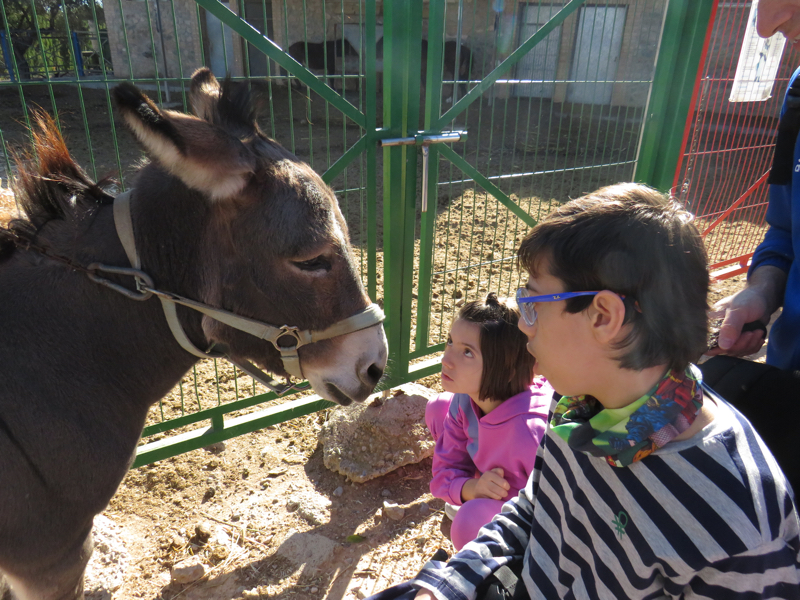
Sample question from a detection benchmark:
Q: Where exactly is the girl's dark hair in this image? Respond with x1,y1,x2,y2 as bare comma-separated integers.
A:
517,183,709,371
458,292,535,403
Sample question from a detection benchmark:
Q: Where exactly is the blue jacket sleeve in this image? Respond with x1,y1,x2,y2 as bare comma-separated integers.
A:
750,182,794,275
750,67,799,277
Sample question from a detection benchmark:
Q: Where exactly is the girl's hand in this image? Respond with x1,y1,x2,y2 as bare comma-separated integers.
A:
415,591,436,600
462,468,510,501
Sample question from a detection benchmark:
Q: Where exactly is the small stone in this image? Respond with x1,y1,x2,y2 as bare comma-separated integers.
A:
171,533,186,549
419,502,430,514
205,441,225,453
210,545,229,562
310,587,319,594
212,525,230,546
194,522,212,544
381,489,392,498
287,499,300,512
356,586,369,599
383,500,405,521
171,556,206,584
333,486,344,497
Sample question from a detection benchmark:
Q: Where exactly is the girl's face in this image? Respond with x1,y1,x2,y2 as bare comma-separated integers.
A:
441,318,484,400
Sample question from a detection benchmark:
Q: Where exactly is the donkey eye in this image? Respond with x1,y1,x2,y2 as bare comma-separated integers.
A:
293,256,331,272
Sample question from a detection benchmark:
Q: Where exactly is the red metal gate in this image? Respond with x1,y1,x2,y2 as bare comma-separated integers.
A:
673,0,800,279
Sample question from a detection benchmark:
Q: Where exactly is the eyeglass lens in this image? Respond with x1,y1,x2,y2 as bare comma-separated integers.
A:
516,288,537,326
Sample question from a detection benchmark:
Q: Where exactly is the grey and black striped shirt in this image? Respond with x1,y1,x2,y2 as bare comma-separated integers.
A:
415,389,800,599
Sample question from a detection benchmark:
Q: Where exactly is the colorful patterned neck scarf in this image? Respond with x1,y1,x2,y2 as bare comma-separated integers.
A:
550,366,703,467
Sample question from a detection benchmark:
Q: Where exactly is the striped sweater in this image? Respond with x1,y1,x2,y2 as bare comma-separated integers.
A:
415,387,800,599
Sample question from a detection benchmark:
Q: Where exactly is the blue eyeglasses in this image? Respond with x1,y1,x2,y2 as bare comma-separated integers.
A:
516,288,640,326
515,288,600,326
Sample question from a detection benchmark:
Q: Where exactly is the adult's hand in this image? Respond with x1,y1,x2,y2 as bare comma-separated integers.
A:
461,468,510,501
707,265,786,357
708,289,770,356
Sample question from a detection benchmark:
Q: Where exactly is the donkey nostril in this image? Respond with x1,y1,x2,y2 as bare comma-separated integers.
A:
365,363,384,386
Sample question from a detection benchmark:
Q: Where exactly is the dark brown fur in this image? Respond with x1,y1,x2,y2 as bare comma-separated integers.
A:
0,69,386,600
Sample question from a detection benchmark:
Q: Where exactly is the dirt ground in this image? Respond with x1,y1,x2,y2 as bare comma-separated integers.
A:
0,83,763,600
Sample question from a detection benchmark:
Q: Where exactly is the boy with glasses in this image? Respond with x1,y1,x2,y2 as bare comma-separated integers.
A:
369,183,800,600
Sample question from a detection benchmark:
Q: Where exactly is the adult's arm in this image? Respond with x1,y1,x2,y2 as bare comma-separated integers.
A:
711,265,787,355
710,181,792,355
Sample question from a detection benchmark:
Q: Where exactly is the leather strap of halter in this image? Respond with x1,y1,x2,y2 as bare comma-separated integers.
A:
111,191,385,381
114,190,224,361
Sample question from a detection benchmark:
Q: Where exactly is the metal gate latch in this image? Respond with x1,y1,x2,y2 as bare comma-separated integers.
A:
380,131,467,212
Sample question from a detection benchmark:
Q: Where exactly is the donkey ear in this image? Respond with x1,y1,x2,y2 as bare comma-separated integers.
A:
189,67,220,122
112,81,256,201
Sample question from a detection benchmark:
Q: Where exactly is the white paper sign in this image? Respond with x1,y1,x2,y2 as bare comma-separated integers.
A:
730,0,786,102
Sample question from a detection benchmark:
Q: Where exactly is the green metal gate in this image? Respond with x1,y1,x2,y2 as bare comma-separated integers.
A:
0,0,712,465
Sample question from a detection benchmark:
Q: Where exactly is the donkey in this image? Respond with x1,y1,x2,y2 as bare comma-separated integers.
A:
287,38,358,90
0,68,387,600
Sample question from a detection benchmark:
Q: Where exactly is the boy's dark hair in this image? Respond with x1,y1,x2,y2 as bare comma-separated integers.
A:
517,183,709,372
458,292,535,402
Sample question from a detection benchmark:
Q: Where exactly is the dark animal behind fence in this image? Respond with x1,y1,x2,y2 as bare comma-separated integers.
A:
287,38,358,89
0,68,386,600
375,38,472,101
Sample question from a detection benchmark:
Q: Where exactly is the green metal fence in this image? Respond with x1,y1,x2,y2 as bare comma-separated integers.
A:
0,0,712,465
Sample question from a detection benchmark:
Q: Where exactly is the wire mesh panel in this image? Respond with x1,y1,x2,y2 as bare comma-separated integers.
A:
1,0,707,461
673,0,800,278
410,0,669,364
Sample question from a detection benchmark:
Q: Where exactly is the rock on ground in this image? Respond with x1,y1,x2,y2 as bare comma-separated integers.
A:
320,383,437,483
285,490,332,526
276,530,338,571
171,555,207,584
84,515,131,599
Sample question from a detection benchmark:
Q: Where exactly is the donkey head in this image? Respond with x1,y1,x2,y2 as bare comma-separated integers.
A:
112,68,387,405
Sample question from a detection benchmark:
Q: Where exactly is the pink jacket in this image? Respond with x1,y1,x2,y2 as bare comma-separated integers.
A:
430,381,552,506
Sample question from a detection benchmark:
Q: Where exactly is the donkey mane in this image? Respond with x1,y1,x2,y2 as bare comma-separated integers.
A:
0,111,114,261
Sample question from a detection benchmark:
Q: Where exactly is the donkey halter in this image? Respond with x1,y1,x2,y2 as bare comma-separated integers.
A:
88,190,385,395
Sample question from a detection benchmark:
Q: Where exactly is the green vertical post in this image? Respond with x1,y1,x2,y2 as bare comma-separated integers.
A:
415,0,447,354
365,0,379,301
382,0,424,383
634,0,715,192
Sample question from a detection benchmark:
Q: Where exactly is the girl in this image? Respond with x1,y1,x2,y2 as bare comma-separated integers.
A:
425,292,552,550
